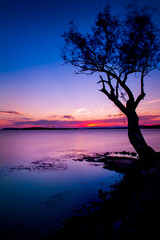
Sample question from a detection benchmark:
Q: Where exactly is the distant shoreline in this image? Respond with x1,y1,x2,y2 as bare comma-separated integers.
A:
1,125,160,130
1,127,79,131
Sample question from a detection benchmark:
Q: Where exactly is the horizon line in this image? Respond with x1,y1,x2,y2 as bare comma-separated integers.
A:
1,124,160,130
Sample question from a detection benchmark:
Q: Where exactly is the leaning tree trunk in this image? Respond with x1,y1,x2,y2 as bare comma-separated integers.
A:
127,109,157,163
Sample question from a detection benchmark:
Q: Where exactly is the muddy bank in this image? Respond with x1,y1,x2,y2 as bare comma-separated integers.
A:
41,152,160,240
73,151,138,173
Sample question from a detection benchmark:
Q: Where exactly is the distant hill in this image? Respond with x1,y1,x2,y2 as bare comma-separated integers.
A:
1,127,79,130
1,125,160,130
139,125,160,129
84,125,160,130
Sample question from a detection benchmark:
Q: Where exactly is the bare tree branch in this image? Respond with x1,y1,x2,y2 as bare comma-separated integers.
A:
106,72,115,96
116,80,119,99
98,75,112,99
98,75,127,115
102,69,135,102
134,68,146,109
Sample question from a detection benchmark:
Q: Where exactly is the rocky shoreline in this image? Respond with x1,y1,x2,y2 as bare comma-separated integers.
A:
40,152,160,240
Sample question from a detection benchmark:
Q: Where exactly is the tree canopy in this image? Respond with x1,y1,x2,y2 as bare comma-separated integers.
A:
61,5,160,116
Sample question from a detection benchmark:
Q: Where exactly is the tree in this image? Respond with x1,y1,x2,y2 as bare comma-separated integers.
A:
61,5,160,162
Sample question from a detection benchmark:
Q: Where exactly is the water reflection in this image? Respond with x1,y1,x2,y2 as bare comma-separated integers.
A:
0,129,159,240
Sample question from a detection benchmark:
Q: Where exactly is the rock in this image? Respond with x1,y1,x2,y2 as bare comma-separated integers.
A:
130,152,137,156
98,190,106,200
113,220,122,232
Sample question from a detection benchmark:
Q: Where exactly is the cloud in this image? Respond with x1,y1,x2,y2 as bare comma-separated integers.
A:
12,119,82,128
107,113,124,118
145,99,160,104
138,114,160,126
74,108,89,115
5,114,160,129
48,114,74,120
48,114,59,119
63,115,74,119
21,117,33,120
0,110,22,115
11,117,127,128
13,119,54,126
139,114,160,121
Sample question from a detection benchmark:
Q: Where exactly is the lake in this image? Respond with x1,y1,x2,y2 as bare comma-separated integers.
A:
0,129,160,240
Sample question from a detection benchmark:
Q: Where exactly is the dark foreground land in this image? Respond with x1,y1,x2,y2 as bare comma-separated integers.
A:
40,151,160,240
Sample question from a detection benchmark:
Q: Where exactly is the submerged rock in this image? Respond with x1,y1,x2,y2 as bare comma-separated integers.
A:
10,157,68,172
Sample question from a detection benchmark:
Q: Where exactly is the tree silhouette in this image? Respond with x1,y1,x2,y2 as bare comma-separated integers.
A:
61,5,160,161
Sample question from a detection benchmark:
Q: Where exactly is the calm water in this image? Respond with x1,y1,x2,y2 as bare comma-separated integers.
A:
0,129,160,240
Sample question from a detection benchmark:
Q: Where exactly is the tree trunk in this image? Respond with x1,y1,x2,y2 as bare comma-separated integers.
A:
127,109,156,162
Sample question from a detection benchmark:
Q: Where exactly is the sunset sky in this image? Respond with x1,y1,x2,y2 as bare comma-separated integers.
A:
0,0,160,129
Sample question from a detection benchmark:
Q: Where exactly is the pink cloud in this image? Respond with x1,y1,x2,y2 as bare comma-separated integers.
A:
1,114,160,129
0,110,22,115
63,115,74,119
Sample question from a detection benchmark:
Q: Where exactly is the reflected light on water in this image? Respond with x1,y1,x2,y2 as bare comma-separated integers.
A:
0,129,159,239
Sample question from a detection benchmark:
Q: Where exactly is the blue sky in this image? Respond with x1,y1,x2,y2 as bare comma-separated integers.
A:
1,0,159,72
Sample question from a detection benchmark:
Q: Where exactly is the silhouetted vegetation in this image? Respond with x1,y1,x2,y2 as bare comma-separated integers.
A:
61,4,160,162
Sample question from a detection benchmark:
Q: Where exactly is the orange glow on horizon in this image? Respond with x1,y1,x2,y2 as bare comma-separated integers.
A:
87,123,100,127
86,123,114,127
0,112,160,129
